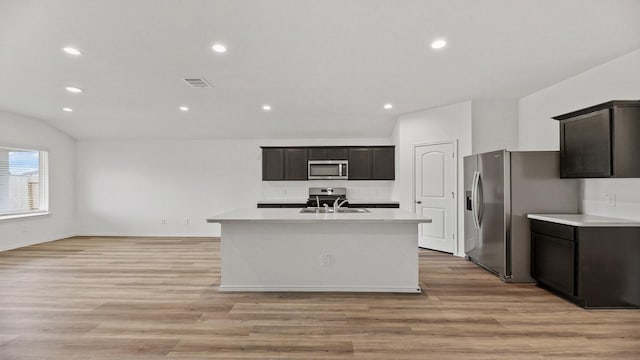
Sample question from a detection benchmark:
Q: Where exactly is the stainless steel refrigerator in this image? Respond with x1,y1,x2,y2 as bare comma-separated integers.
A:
464,150,578,282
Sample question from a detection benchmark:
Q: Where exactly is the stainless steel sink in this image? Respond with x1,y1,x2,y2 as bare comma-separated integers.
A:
299,208,370,214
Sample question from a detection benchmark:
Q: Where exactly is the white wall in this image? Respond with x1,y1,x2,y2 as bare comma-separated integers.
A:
392,101,473,256
262,180,394,203
75,137,393,237
0,111,75,251
471,99,519,154
519,48,640,220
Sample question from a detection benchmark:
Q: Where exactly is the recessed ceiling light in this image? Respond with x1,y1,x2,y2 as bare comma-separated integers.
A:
65,86,83,93
384,103,393,110
431,39,447,49
262,105,272,111
179,106,189,112
212,43,227,53
62,107,73,112
62,47,82,56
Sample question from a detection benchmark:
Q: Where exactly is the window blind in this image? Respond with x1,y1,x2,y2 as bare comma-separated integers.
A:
0,146,49,217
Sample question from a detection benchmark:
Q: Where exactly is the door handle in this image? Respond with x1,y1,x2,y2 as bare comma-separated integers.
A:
416,201,422,204
471,171,480,229
476,174,483,226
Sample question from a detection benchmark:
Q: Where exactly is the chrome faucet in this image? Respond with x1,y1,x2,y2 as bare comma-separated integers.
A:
333,197,348,211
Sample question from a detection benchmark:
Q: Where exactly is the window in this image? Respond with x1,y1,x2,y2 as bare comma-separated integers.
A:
0,146,49,218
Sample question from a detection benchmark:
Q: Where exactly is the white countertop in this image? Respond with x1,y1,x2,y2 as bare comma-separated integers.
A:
257,199,399,204
208,208,430,223
528,214,640,227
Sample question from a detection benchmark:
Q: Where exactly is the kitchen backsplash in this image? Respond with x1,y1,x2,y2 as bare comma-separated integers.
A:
261,181,395,201
580,178,640,221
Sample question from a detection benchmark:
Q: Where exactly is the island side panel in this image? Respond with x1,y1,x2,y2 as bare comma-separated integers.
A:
219,221,420,292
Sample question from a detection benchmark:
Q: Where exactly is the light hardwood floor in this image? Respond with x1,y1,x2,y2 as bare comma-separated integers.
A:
0,237,638,359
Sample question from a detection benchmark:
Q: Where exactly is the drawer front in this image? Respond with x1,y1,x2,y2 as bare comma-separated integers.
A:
531,220,575,241
532,232,576,297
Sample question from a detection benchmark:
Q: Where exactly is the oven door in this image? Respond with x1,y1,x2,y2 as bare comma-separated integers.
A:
308,161,348,180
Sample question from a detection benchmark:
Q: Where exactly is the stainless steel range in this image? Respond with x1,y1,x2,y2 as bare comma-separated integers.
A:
306,187,348,208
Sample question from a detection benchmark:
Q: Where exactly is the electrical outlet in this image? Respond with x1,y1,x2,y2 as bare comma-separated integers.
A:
605,193,616,207
320,254,332,266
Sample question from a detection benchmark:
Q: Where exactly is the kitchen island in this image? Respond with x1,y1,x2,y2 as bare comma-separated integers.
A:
207,208,431,293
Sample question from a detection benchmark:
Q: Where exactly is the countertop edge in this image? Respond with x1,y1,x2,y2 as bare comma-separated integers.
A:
207,219,431,224
527,214,640,227
257,200,400,204
208,208,429,223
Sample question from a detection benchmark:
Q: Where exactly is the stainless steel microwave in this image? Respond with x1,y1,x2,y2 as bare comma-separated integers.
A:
308,160,348,180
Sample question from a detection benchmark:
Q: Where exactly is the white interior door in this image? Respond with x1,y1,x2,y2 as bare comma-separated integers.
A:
414,142,456,253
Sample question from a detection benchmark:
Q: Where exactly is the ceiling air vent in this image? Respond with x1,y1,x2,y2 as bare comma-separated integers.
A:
183,77,213,88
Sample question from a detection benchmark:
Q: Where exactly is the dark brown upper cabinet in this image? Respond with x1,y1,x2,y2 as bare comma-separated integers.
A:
347,147,395,180
262,148,285,180
554,100,640,178
371,147,395,180
559,109,612,178
326,147,349,160
347,148,372,180
261,147,308,181
307,147,348,160
284,148,308,180
261,146,395,181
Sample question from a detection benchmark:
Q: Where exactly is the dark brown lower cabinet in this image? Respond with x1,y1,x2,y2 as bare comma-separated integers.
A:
349,203,399,208
257,203,306,208
531,220,640,308
532,232,575,297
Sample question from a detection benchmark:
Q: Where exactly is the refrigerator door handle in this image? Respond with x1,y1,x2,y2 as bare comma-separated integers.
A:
471,171,476,228
476,173,483,227
471,171,480,229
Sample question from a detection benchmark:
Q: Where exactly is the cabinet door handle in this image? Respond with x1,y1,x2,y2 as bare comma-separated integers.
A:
472,171,481,230
416,201,422,204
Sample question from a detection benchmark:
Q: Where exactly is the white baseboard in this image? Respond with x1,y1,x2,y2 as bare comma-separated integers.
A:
1,233,220,252
219,285,422,293
0,233,75,252
74,232,216,238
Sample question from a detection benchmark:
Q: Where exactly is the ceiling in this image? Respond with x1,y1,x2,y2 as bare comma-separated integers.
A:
1,0,639,140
